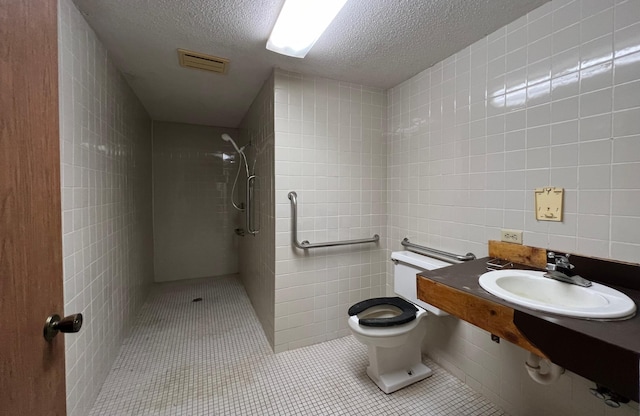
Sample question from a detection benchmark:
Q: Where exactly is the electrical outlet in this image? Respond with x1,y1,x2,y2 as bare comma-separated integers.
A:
501,229,523,244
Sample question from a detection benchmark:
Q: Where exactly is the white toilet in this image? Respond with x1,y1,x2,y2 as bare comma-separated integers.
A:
347,251,449,393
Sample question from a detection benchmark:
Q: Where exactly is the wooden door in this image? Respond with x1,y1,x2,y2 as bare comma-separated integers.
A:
0,1,67,415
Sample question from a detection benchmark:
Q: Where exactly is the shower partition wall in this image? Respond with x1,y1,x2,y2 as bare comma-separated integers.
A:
237,70,387,353
238,75,276,347
271,70,388,353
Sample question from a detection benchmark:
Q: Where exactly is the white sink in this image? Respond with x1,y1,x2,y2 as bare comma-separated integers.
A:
478,270,637,319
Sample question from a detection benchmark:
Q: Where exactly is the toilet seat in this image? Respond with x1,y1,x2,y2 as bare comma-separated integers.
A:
348,297,418,327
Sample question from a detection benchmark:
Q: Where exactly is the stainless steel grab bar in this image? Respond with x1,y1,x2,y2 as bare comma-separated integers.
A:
288,191,379,249
246,175,259,235
401,238,476,263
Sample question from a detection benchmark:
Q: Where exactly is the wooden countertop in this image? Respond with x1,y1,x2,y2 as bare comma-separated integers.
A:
417,257,640,402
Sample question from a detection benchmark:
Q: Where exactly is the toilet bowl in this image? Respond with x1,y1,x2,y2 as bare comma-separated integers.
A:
347,251,449,393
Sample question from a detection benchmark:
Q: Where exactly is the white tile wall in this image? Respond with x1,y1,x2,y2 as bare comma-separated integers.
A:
273,70,388,352
238,74,277,347
152,122,240,282
58,1,154,414
388,0,640,263
387,0,640,414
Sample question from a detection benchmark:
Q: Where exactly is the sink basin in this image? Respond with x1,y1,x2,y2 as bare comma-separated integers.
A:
478,270,637,319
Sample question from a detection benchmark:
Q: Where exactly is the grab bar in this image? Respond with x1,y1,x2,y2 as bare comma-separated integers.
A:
401,238,476,263
288,191,379,249
246,175,259,235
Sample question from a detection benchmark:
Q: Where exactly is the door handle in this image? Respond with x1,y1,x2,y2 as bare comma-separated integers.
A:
43,313,83,341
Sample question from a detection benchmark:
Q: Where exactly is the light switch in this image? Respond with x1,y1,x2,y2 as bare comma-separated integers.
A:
534,187,564,222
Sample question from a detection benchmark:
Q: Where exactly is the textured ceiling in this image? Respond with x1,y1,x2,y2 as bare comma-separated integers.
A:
72,0,549,128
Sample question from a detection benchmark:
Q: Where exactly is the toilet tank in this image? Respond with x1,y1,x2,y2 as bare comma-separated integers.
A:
391,251,450,316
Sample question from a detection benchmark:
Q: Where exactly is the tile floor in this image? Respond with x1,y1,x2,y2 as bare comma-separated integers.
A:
89,275,508,415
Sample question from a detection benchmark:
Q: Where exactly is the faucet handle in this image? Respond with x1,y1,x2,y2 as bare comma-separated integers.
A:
546,252,574,270
546,251,556,271
556,255,573,270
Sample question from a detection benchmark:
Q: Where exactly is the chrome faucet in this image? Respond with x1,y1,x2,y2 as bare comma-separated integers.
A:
545,252,592,287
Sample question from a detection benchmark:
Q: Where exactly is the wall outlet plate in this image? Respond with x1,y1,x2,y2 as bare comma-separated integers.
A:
535,187,564,222
501,229,523,244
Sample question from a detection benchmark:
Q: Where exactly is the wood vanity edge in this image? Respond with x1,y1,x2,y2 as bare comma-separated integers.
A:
417,275,548,358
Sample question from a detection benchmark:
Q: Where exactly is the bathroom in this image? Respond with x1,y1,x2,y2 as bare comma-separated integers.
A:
2,0,639,415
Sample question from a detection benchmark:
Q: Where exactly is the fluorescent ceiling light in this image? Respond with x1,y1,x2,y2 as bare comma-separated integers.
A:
266,0,348,58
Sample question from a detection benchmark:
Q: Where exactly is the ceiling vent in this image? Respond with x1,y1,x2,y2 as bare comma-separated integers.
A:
177,49,229,74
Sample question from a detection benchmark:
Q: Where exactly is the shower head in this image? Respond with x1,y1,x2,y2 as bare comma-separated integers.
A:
221,133,242,155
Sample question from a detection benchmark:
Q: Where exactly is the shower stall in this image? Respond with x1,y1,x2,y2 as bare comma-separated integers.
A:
152,122,244,281
151,69,387,353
